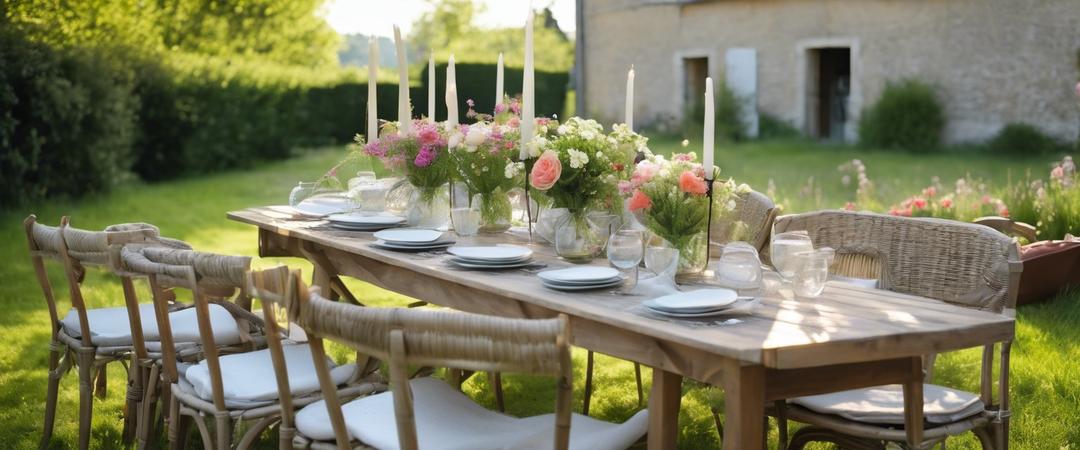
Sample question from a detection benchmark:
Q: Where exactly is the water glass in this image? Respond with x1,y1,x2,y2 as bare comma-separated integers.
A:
607,230,645,292
289,182,319,208
450,207,480,237
588,213,623,252
792,250,830,298
645,246,680,280
716,241,762,290
770,230,814,280
347,171,377,190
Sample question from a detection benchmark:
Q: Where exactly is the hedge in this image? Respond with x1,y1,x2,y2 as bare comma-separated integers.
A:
416,62,569,122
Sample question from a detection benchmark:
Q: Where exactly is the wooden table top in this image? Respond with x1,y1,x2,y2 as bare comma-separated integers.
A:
229,207,1015,370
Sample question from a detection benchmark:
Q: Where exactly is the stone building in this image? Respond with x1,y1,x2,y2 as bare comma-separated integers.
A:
574,0,1080,144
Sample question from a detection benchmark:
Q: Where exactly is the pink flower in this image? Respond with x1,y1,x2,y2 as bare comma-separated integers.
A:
1052,165,1065,180
413,146,436,168
529,150,562,191
843,202,856,211
495,103,507,114
417,126,440,146
981,194,992,205
618,180,633,195
999,206,1010,218
631,161,659,187
923,186,937,197
940,198,954,208
912,197,928,210
678,171,709,196
673,153,695,162
466,99,475,108
628,190,652,211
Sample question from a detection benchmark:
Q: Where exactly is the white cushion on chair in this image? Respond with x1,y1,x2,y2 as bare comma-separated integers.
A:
62,303,242,348
791,383,985,425
184,344,356,407
294,377,649,449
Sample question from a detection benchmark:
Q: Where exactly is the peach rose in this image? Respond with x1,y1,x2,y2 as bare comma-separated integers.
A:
628,189,652,211
678,171,708,196
530,150,562,191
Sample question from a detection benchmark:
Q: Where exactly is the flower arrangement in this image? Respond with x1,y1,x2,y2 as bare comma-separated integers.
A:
361,119,452,203
626,152,747,273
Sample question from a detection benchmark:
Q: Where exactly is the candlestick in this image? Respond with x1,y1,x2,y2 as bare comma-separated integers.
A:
445,55,458,129
367,36,379,141
519,11,535,161
393,25,411,134
496,53,505,107
625,66,635,131
427,53,435,121
703,77,715,180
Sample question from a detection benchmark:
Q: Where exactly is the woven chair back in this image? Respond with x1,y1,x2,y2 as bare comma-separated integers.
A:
246,266,301,431
291,279,573,450
775,210,1022,313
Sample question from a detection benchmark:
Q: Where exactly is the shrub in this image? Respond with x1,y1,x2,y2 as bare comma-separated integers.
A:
0,28,137,207
758,113,800,139
985,123,1063,156
418,62,569,122
858,79,944,152
683,79,745,143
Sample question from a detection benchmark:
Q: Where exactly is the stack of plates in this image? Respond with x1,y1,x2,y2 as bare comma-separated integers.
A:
538,267,624,291
643,289,740,318
293,195,350,217
326,212,405,231
371,228,455,252
447,246,534,270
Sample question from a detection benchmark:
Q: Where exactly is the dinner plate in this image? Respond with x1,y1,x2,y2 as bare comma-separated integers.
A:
540,275,624,286
447,246,533,262
644,306,734,319
329,223,401,232
371,240,455,252
294,196,350,217
537,267,621,284
448,259,533,270
645,289,739,313
453,255,532,264
374,228,444,244
327,212,406,225
542,278,625,292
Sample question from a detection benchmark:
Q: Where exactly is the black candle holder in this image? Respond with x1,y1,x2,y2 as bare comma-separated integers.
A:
523,157,534,240
705,177,715,264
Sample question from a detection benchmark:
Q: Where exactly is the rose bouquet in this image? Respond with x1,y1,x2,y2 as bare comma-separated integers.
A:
362,119,453,226
626,152,746,274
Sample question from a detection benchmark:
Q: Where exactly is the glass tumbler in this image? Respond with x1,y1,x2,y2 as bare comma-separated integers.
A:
792,250,830,298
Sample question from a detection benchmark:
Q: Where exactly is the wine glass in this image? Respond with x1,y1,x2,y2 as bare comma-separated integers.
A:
770,231,814,280
607,230,644,293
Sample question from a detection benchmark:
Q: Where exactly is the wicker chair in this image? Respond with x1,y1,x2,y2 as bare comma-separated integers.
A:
581,188,778,416
246,266,384,450
286,277,649,450
23,215,189,450
771,210,1022,450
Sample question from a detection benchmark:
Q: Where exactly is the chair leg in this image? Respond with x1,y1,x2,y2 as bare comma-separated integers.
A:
634,363,644,408
123,362,142,445
775,400,789,450
95,364,109,399
168,394,185,450
237,416,278,450
582,350,595,416
710,406,724,442
215,412,232,450
76,351,96,450
39,342,65,450
137,364,161,449
489,372,505,413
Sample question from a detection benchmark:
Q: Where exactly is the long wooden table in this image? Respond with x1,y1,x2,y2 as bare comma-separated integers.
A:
229,207,1015,449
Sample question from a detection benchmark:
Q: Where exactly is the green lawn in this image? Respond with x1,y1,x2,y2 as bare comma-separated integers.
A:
2,140,1078,449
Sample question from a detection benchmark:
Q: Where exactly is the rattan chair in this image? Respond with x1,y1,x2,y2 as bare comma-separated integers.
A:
770,210,1022,450
286,277,649,450
581,188,778,416
246,266,384,450
23,215,189,450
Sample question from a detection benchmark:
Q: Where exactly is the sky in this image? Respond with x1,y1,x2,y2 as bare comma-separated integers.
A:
322,0,576,37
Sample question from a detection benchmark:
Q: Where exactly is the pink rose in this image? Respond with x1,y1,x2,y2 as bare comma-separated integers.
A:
1052,165,1065,180
529,150,562,191
940,198,953,208
631,161,658,187
628,190,652,211
912,197,927,209
417,126,440,146
618,180,633,195
678,171,708,196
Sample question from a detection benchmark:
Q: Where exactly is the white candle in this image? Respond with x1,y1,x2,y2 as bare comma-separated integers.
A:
495,53,505,107
703,77,715,180
625,66,635,131
519,11,535,160
427,53,435,121
445,55,458,128
367,36,379,141
393,25,411,134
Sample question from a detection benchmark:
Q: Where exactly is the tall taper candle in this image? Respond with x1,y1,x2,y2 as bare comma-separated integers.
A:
393,25,410,134
519,12,535,160
703,77,715,179
625,66,635,131
427,53,436,121
495,53,505,107
445,55,458,128
367,36,379,141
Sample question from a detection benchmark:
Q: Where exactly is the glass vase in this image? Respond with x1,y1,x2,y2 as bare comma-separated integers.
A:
554,210,606,263
536,207,570,245
676,231,709,275
475,188,513,233
405,184,449,229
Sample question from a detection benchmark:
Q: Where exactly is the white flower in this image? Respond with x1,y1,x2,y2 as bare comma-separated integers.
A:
568,148,589,169
726,199,737,211
464,125,488,147
581,130,596,141
504,161,523,179
465,145,478,153
447,131,464,149
557,125,569,135
681,139,689,147
527,137,547,158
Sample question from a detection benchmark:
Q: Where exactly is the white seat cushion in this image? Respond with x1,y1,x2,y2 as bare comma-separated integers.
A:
791,383,985,425
62,303,242,348
295,377,648,449
184,344,356,408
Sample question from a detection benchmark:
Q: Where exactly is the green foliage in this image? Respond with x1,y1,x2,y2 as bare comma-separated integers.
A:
1004,158,1080,240
418,62,569,121
758,113,800,140
684,78,745,143
0,28,137,207
858,79,945,152
985,123,1064,156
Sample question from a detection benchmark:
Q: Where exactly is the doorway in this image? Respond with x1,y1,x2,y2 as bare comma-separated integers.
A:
683,57,708,110
807,47,850,140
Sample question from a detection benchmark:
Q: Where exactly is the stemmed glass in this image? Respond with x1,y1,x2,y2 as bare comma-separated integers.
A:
607,230,644,293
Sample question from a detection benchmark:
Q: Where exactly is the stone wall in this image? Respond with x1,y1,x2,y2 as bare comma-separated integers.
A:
582,0,1080,144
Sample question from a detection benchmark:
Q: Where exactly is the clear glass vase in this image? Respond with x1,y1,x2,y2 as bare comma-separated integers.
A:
404,184,449,229
554,210,608,263
475,188,513,233
676,231,709,275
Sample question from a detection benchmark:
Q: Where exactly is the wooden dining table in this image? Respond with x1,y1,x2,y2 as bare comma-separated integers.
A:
228,207,1016,450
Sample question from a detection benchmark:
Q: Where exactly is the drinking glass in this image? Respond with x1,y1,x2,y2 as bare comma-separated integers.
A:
588,213,623,252
289,182,319,208
347,171,377,190
450,207,481,237
645,246,680,280
792,250,830,298
607,230,644,292
716,241,762,290
770,230,814,280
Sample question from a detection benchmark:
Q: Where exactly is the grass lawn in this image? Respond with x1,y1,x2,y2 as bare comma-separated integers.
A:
1,139,1077,449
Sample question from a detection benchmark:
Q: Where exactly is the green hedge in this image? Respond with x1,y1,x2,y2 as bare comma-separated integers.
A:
417,62,569,121
858,79,944,152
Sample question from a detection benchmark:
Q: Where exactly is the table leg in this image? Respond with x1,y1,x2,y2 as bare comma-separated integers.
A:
646,369,681,450
722,363,765,450
903,356,924,447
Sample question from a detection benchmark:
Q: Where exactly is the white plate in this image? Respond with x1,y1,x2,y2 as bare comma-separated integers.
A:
645,306,733,319
537,267,621,284
448,246,533,262
372,240,454,252
449,259,533,270
542,278,625,292
294,196,349,217
453,255,532,264
373,228,444,244
540,276,624,286
330,223,400,232
327,212,405,225
646,289,738,313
